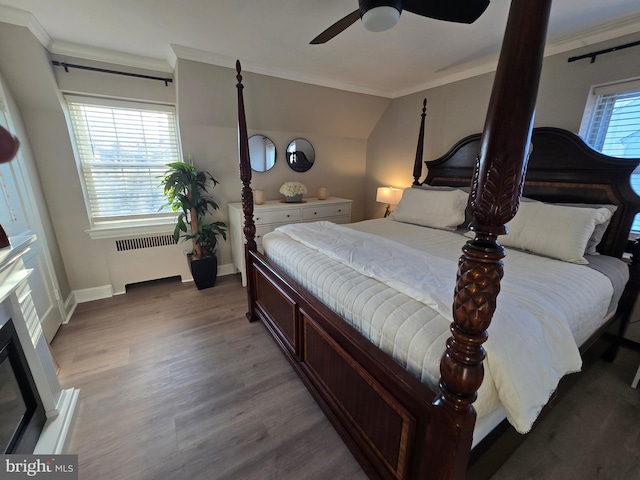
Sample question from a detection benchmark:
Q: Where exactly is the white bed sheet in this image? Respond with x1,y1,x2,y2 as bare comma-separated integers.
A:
262,218,618,435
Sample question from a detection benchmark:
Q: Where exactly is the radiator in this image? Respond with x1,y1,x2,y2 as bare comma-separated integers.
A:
115,234,177,251
105,234,193,294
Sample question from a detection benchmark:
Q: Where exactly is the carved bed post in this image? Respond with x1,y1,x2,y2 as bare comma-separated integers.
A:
425,1,553,477
236,60,258,322
413,98,427,185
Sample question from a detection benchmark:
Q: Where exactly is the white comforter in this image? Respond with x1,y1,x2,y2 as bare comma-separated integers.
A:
263,219,614,434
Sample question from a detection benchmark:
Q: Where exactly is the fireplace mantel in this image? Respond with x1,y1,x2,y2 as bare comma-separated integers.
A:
0,234,79,453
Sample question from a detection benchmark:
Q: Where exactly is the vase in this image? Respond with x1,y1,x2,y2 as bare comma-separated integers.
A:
284,194,303,203
316,186,329,200
253,189,265,205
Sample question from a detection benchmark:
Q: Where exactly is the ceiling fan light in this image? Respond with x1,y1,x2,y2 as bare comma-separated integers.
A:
361,6,401,32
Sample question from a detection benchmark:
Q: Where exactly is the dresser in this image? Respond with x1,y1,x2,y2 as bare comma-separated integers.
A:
228,197,352,286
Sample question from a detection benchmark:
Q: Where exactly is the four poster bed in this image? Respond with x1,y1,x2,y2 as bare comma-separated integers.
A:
234,2,640,479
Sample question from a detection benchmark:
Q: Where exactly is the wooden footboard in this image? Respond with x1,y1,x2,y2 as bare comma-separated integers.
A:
248,249,473,480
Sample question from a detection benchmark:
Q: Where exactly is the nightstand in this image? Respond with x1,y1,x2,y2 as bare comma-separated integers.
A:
620,241,640,388
228,197,352,286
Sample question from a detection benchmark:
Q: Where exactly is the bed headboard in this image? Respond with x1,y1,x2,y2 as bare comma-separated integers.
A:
415,127,640,259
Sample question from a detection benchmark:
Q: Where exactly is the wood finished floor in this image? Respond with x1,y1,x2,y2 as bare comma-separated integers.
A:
51,274,640,480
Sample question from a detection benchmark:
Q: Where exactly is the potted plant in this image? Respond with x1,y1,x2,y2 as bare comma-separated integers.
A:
160,157,227,289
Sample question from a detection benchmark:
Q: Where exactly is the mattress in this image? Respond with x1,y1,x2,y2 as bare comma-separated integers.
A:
262,218,627,435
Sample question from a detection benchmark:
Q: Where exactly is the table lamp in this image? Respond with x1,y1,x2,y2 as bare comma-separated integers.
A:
376,187,403,217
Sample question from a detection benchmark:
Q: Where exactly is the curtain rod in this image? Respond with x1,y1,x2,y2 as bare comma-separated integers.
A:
51,61,173,86
568,39,640,64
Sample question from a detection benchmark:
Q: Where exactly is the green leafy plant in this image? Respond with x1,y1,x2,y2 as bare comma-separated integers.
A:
160,157,227,260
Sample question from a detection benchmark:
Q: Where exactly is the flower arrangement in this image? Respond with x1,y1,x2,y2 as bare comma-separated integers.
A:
279,182,307,197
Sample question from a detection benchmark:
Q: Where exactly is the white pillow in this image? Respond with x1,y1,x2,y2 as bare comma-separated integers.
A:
497,202,613,264
556,203,617,255
389,187,469,230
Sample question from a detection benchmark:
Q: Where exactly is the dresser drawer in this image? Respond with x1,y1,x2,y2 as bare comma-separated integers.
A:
229,197,351,288
255,209,301,225
255,224,277,246
302,203,351,221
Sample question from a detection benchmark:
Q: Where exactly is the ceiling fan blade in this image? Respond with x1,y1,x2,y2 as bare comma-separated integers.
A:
404,0,490,24
310,9,360,44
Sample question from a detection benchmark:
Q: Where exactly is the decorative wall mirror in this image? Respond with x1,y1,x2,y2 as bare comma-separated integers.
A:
286,138,315,172
248,135,276,172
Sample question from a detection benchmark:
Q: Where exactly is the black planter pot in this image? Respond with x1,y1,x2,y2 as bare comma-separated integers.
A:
188,254,218,290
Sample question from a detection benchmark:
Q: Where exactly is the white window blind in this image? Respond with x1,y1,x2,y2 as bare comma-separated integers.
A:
583,80,640,233
66,96,180,223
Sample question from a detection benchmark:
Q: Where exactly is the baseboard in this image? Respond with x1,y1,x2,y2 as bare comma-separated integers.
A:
181,262,236,283
62,293,77,325
218,263,235,277
72,285,114,303
33,387,80,455
73,264,234,300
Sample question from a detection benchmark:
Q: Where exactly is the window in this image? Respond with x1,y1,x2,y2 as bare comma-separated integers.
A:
581,79,640,233
66,95,180,230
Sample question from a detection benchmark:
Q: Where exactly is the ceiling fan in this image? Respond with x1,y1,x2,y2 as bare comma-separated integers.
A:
310,0,491,44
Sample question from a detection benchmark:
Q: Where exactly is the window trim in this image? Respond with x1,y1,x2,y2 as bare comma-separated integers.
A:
580,77,640,236
579,77,640,139
85,216,177,240
64,94,182,238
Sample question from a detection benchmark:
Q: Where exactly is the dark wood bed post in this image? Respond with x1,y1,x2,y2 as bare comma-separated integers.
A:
412,98,427,186
425,1,553,478
236,60,258,322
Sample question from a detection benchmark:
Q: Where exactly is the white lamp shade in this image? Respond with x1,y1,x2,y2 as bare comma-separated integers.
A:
361,6,401,32
376,187,403,205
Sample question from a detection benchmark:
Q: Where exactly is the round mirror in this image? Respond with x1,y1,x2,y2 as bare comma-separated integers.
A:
286,138,315,173
248,135,276,172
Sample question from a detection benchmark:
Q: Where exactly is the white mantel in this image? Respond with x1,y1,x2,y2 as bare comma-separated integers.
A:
0,234,79,453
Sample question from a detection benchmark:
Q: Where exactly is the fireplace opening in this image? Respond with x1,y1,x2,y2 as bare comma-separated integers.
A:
0,318,46,453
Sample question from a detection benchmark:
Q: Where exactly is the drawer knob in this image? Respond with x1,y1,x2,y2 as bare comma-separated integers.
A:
256,217,260,221
314,212,317,215
286,214,290,218
338,209,342,212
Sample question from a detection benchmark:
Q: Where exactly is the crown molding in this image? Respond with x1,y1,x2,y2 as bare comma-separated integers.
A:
390,56,501,99
0,5,51,49
170,45,236,70
166,46,178,71
392,12,640,98
50,41,172,73
0,5,171,74
169,44,391,98
172,11,640,101
544,11,640,58
1,4,638,100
